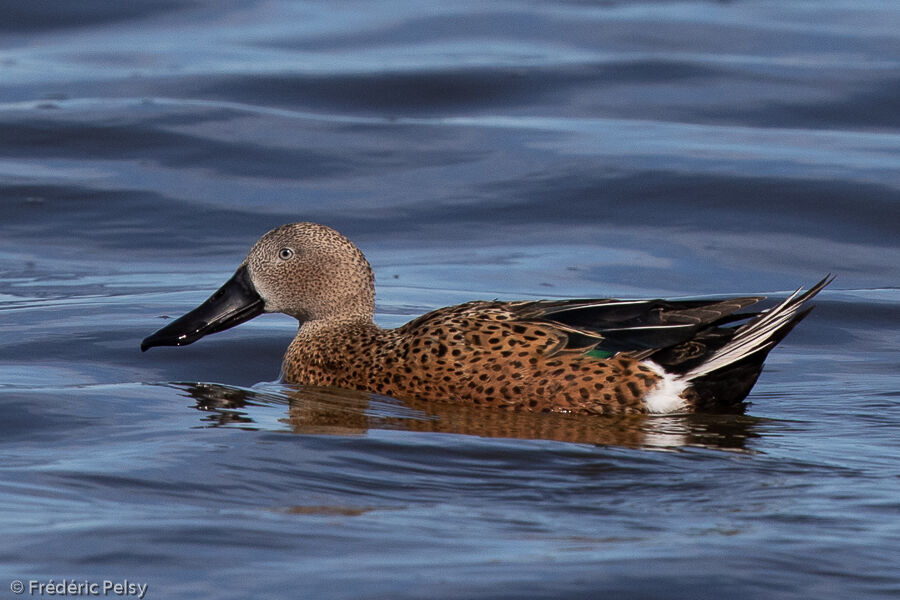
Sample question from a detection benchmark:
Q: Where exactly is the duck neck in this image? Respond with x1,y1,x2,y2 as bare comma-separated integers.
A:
296,313,377,339
285,314,382,383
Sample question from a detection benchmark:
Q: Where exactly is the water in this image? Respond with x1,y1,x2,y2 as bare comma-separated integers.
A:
2,1,899,598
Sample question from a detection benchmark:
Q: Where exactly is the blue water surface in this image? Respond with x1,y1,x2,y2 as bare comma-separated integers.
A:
1,1,899,599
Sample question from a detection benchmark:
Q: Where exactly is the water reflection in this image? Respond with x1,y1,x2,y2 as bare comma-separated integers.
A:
175,382,761,451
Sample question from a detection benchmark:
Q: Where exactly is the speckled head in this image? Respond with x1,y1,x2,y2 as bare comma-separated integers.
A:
141,222,375,350
245,222,375,322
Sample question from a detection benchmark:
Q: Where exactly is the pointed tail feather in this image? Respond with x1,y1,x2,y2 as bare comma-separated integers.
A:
684,275,833,385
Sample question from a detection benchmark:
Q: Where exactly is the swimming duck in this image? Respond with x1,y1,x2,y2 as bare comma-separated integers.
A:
142,222,831,415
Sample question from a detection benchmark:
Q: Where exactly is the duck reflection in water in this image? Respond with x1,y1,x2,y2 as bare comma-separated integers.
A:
176,382,761,451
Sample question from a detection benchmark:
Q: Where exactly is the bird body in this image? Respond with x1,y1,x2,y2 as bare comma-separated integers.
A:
142,223,830,415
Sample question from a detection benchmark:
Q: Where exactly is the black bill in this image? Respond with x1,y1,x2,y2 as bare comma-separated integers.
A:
141,265,264,351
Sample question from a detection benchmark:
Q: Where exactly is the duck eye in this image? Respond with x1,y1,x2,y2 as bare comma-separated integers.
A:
278,247,294,260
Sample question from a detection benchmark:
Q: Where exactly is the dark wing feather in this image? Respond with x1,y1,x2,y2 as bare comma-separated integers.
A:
509,296,764,358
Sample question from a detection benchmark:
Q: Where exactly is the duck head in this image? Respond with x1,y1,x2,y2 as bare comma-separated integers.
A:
141,222,375,351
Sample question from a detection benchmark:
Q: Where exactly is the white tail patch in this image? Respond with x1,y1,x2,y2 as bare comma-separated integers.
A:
643,361,690,414
640,276,829,412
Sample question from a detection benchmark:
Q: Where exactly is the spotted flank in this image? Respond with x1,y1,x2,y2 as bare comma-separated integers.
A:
142,222,832,415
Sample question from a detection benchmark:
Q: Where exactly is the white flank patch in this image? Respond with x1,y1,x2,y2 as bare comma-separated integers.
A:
643,361,690,414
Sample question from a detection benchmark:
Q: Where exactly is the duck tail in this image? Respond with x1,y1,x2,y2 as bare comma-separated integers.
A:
682,275,833,409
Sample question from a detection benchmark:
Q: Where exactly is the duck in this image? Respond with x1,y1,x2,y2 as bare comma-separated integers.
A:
142,222,831,415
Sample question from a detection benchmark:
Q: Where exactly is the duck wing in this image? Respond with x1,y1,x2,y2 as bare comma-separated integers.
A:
509,295,765,361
